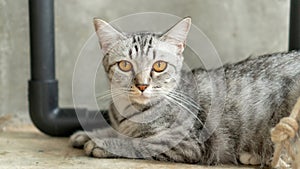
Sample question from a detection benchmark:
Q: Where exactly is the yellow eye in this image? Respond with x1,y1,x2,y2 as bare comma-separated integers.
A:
152,61,167,72
118,60,132,72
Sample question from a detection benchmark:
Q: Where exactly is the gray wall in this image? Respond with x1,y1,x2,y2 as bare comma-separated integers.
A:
0,0,290,122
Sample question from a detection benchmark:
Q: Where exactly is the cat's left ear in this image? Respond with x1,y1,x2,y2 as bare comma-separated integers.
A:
93,18,126,54
160,17,191,53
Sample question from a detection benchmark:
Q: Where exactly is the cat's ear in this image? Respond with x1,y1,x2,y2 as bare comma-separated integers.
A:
160,17,191,53
93,18,126,54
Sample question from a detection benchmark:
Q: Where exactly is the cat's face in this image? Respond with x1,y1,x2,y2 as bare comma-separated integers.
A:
94,18,191,105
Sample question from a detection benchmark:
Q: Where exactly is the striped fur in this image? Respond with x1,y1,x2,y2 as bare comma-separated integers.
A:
70,18,300,167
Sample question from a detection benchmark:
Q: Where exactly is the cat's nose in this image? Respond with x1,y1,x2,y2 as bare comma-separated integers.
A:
135,84,149,92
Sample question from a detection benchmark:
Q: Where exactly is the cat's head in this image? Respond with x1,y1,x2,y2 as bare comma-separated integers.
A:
94,17,191,105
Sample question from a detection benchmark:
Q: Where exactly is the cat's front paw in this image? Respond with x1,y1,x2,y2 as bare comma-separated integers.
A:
84,140,115,158
70,131,91,148
239,152,260,165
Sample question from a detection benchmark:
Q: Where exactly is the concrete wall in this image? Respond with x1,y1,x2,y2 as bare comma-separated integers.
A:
0,0,290,121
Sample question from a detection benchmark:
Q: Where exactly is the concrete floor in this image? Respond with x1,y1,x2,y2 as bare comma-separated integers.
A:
0,118,255,169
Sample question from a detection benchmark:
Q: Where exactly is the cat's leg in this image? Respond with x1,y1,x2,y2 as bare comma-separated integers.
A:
83,137,202,163
239,152,260,165
84,139,129,158
70,127,117,148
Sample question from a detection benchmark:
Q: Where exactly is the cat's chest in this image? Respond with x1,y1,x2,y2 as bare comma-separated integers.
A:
111,98,192,138
116,112,176,138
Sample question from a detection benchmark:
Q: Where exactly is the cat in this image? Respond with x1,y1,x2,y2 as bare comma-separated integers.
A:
70,17,300,167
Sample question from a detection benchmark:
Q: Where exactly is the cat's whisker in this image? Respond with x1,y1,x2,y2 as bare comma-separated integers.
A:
166,72,195,85
93,91,131,119
165,95,204,122
167,94,203,113
170,90,200,106
164,96,206,130
163,93,209,138
156,89,202,112
110,93,129,100
96,91,124,100
96,88,131,100
96,87,130,94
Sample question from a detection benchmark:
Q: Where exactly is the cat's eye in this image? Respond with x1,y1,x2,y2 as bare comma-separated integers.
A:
118,60,133,72
152,61,167,72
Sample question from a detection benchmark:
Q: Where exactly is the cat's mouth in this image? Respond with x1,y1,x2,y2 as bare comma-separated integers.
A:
129,94,151,105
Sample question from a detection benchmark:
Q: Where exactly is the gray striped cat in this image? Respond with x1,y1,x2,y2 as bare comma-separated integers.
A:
70,17,300,167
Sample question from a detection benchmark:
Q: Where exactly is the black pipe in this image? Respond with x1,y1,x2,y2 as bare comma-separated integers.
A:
289,0,300,50
28,0,107,136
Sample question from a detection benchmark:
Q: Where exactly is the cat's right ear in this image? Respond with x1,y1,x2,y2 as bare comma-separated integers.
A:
93,18,125,54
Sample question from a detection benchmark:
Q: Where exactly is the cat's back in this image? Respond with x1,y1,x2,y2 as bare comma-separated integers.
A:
190,50,300,128
224,51,300,79
224,51,300,110
189,51,300,90
190,51,300,104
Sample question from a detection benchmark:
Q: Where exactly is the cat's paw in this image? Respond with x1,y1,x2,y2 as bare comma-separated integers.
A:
239,152,260,165
70,131,91,148
84,140,114,158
